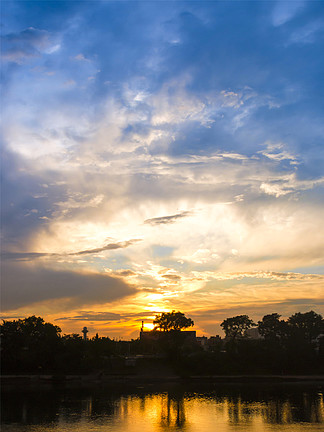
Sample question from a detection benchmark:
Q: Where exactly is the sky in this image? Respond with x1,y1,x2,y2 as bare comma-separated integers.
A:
1,0,324,339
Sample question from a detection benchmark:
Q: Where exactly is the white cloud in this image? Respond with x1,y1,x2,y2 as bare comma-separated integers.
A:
260,182,292,197
289,19,324,44
193,270,324,282
73,53,90,62
260,173,324,197
259,141,298,163
272,1,305,27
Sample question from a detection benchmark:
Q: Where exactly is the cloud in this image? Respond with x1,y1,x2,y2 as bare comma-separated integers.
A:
289,19,324,45
1,27,60,63
162,274,181,281
144,211,192,225
1,262,136,311
2,239,141,261
71,239,141,256
260,181,293,197
58,311,122,322
259,174,324,197
272,1,305,27
73,53,90,62
55,309,166,333
193,270,324,282
107,269,137,278
258,142,298,163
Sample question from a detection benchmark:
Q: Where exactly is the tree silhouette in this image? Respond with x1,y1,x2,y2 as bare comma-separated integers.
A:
153,311,194,332
221,315,255,340
258,313,287,341
1,316,61,373
287,311,324,342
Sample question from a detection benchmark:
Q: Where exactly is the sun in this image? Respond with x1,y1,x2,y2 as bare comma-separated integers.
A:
142,323,155,331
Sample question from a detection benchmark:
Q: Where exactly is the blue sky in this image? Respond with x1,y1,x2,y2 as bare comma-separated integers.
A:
1,0,324,337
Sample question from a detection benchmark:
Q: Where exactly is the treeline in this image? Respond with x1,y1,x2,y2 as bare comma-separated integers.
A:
186,311,324,376
0,316,142,375
1,311,323,376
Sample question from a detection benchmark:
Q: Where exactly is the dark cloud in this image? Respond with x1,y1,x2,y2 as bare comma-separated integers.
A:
72,239,141,256
1,252,50,261
0,315,25,321
56,309,165,327
1,263,136,311
58,311,122,322
2,239,141,261
144,211,191,225
110,269,137,277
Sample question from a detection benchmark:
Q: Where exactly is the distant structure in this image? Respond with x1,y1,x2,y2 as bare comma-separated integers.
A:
246,327,263,340
82,326,89,341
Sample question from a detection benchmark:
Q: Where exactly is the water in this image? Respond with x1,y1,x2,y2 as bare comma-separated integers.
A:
1,381,323,431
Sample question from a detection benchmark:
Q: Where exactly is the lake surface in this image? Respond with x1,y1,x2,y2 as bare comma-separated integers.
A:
1,381,323,431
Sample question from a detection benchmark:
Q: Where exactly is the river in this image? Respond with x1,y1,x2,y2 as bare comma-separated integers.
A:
1,380,323,431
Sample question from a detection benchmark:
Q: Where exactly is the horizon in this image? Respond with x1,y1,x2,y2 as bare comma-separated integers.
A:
2,308,323,341
1,1,324,339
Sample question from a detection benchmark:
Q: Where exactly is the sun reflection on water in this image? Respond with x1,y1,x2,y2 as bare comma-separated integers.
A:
1,386,324,432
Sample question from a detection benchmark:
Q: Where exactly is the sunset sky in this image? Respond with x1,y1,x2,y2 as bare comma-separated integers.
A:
1,0,324,339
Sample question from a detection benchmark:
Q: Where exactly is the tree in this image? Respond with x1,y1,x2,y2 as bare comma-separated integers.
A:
153,311,194,332
258,313,287,340
287,311,324,342
1,316,61,349
21,315,61,340
1,316,62,373
220,315,255,340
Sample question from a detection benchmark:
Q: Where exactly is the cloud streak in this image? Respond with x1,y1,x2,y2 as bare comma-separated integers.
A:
58,311,122,322
2,239,141,261
192,271,324,282
144,211,192,225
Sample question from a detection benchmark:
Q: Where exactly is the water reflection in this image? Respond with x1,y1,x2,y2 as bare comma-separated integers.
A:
1,383,323,431
158,393,187,430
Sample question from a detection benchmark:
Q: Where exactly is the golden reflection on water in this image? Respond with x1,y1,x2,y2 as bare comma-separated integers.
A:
87,390,323,432
116,391,324,432
2,387,324,432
